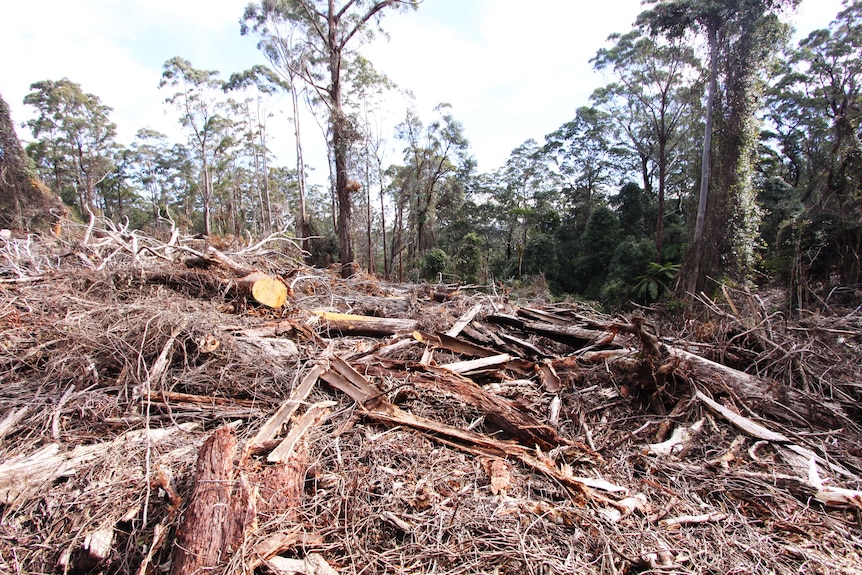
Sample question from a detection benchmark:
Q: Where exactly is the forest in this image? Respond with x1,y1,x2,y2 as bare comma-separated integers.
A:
2,0,859,309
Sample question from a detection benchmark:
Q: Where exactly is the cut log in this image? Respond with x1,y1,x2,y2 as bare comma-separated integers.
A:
170,426,254,575
312,311,418,337
237,271,288,308
167,420,317,572
193,246,288,308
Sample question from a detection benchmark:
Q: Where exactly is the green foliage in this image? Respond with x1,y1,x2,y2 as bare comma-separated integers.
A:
556,205,622,299
635,261,681,302
418,248,449,281
762,1,862,285
23,78,118,216
452,231,484,284
597,238,656,306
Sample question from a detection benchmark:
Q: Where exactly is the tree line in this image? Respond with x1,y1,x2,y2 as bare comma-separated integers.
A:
7,0,862,308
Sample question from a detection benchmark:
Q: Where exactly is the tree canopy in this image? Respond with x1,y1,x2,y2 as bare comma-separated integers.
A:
10,0,861,309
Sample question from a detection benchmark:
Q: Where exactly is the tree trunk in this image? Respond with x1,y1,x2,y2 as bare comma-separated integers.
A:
202,162,213,236
313,311,418,337
686,25,717,295
328,1,354,279
656,131,667,264
291,82,311,259
379,159,388,279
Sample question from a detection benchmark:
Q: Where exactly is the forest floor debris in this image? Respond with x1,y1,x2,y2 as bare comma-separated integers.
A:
0,223,861,574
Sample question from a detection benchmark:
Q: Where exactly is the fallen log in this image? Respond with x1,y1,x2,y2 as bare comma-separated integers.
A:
317,360,613,504
414,331,499,358
564,324,850,431
312,311,418,337
170,424,312,575
188,246,288,308
487,314,616,349
361,361,573,451
0,424,196,505
668,347,848,430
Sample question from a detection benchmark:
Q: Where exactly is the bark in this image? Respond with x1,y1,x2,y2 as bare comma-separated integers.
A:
687,25,717,295
170,427,253,575
362,361,571,451
291,82,311,259
486,314,616,348
668,347,848,430
313,310,418,336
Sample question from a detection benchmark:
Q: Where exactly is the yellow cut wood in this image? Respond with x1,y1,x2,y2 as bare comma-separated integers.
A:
239,272,288,308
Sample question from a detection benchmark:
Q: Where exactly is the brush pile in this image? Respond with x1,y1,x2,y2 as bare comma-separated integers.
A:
1,220,861,575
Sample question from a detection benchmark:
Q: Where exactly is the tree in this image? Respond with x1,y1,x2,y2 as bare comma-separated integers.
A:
160,58,227,236
543,106,619,232
763,1,862,286
343,55,398,274
0,92,65,230
393,104,471,273
499,139,560,278
241,5,318,249
129,129,174,222
24,78,117,217
638,0,800,293
592,30,702,262
246,0,419,277
225,66,290,234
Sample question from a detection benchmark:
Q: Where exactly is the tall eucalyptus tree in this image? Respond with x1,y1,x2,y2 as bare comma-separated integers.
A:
159,58,227,236
639,0,799,292
543,106,619,233
394,104,471,270
243,0,419,277
24,78,117,217
592,30,702,262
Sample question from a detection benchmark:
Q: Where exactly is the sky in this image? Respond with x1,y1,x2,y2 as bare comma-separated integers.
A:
0,0,847,185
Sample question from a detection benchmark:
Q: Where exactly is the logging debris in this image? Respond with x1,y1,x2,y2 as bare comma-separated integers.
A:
0,223,861,575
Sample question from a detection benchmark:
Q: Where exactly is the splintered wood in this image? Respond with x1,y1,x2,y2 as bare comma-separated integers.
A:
1,231,861,575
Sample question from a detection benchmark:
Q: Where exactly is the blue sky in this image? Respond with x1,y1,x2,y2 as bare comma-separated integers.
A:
1,0,846,185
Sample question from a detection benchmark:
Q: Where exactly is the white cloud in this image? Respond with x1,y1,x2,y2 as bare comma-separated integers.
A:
0,0,849,184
